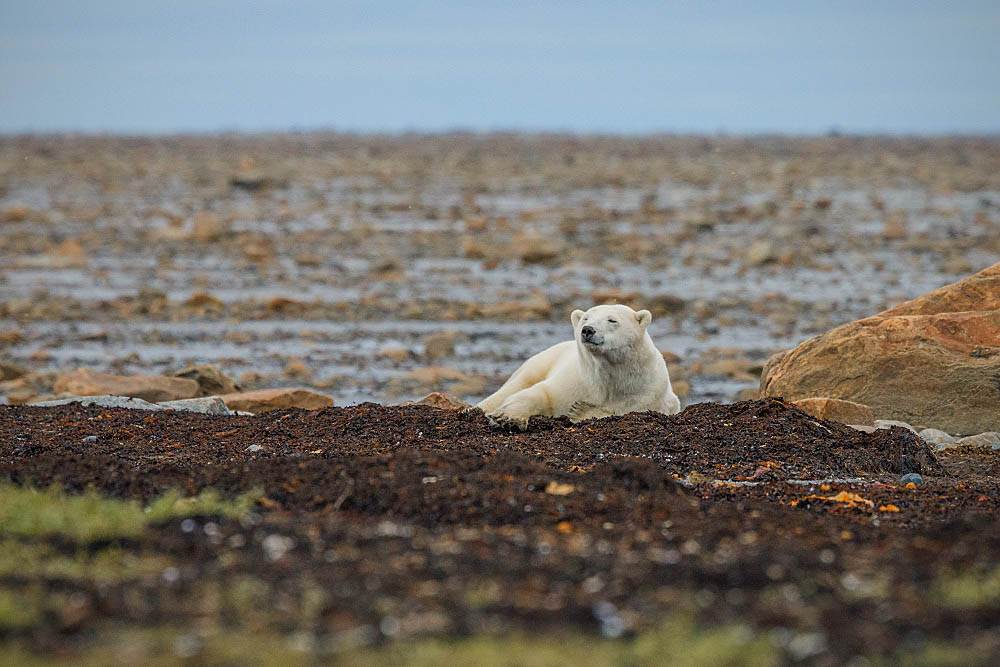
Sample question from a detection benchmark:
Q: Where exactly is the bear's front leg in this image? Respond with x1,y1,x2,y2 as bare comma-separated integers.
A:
567,401,615,423
486,385,552,431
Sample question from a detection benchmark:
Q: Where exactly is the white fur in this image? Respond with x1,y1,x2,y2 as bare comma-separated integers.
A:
478,304,681,430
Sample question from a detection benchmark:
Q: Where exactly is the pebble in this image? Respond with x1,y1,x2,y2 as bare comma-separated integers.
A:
917,428,956,447
245,444,264,453
899,473,923,485
81,435,97,442
953,432,1000,450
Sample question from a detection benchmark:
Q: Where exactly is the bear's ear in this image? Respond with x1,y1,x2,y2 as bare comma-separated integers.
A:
636,310,652,328
571,309,585,327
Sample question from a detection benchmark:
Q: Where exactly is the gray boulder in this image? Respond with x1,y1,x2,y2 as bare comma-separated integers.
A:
31,395,164,410
159,396,232,415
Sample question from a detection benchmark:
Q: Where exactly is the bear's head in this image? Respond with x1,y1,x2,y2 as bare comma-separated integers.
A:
571,304,652,356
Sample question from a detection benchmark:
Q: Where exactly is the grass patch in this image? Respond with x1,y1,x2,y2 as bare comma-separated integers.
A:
0,540,171,583
0,483,260,542
932,567,1000,610
0,485,146,541
0,589,42,631
0,615,780,666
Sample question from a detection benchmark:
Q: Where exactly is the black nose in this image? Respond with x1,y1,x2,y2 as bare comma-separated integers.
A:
581,325,595,337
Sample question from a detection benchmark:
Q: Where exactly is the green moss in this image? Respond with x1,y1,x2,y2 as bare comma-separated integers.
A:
145,487,259,522
0,483,260,542
0,484,146,541
0,615,780,666
932,567,1000,610
0,540,171,583
0,589,43,631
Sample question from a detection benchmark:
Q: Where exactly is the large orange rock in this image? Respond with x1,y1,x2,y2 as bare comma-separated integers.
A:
217,387,334,413
761,263,1000,434
54,368,200,403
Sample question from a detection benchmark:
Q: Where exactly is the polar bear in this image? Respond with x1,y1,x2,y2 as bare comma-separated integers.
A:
478,304,681,430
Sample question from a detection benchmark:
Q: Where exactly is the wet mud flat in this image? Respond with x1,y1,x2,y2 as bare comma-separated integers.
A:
3,134,1000,408
2,400,999,664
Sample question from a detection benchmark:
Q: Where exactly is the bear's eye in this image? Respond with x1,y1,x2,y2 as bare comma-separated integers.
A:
608,318,617,324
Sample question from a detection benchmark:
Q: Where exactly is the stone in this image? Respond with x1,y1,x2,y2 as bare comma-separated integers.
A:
477,293,552,319
745,240,776,266
512,233,563,264
883,210,908,240
183,292,225,314
1,206,31,223
702,358,763,381
917,428,956,447
216,388,334,413
847,424,877,433
245,444,264,452
953,432,1000,450
191,211,224,242
168,365,241,396
875,420,917,433
283,358,312,379
761,262,1000,434
0,361,26,382
404,366,473,385
158,396,232,415
377,347,412,363
403,392,471,410
899,473,924,485
423,331,458,360
54,368,200,403
31,395,165,411
792,398,875,426
50,238,89,267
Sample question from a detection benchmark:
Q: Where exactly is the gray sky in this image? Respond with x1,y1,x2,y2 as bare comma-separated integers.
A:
2,1,998,134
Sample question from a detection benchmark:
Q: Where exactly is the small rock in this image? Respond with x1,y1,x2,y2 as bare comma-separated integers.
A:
54,368,200,403
745,240,776,266
792,397,875,426
953,432,1000,450
245,444,264,453
169,365,241,396
702,358,762,381
158,396,232,415
377,347,412,363
883,210,908,240
82,435,98,442
917,428,956,447
404,366,473,385
283,358,313,379
31,395,165,411
0,361,26,382
1,206,31,223
423,331,458,360
191,211,224,242
401,392,471,410
874,419,917,433
217,388,334,413
512,233,563,264
899,473,924,485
